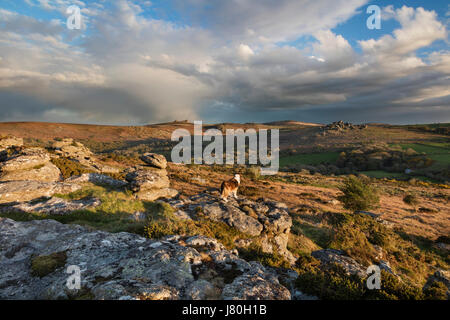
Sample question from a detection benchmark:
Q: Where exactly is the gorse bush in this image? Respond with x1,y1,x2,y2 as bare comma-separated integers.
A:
295,265,424,300
238,244,291,269
294,253,321,273
51,157,93,179
337,175,380,211
403,194,419,208
323,210,448,286
423,281,448,300
329,223,378,266
246,166,261,180
295,264,365,300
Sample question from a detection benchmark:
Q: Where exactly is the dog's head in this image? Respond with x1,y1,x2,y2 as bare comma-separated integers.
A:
234,174,241,184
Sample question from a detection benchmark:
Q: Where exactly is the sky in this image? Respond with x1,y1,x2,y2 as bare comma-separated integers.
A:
0,0,449,125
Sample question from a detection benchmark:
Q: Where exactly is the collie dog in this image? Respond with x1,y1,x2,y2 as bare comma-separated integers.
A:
220,174,240,202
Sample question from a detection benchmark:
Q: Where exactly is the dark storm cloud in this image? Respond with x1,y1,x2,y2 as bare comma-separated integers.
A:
0,1,448,124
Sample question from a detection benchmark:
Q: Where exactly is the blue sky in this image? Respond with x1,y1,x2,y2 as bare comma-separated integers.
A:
0,0,449,124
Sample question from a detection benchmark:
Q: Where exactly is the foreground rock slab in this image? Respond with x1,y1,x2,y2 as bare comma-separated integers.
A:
0,219,291,300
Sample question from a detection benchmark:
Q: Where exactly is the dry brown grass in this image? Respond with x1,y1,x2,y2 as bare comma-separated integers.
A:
168,163,450,240
2,121,448,240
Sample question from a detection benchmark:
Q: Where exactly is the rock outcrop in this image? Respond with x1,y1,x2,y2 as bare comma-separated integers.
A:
126,167,170,191
0,139,177,205
0,136,23,151
125,159,178,201
0,147,61,183
140,153,167,169
0,181,81,204
51,138,117,174
0,147,50,172
0,143,84,203
0,138,130,205
52,139,94,167
0,218,290,300
1,162,61,183
323,121,367,133
201,201,263,236
163,193,295,264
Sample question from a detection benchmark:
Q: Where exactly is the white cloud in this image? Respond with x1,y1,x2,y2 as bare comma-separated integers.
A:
238,44,254,60
359,6,447,56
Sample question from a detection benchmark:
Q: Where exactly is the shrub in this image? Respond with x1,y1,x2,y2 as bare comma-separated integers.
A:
239,186,260,197
296,266,424,300
327,212,353,227
295,254,321,272
337,175,380,211
329,223,378,265
403,194,419,209
435,235,450,244
238,244,291,269
295,264,365,300
366,271,424,300
51,157,94,179
423,281,448,300
246,166,261,180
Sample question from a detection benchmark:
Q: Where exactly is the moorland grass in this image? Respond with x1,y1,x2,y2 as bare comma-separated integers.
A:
279,152,340,167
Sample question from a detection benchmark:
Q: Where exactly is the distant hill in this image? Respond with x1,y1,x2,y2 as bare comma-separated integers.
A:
0,121,448,155
264,120,323,126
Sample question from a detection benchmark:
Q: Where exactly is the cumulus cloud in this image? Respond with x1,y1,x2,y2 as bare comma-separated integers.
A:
0,1,448,124
360,6,447,56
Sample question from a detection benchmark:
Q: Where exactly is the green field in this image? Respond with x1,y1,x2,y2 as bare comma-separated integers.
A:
428,154,450,166
405,123,450,129
280,152,340,167
359,170,408,179
394,143,450,166
397,142,450,155
358,170,439,182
